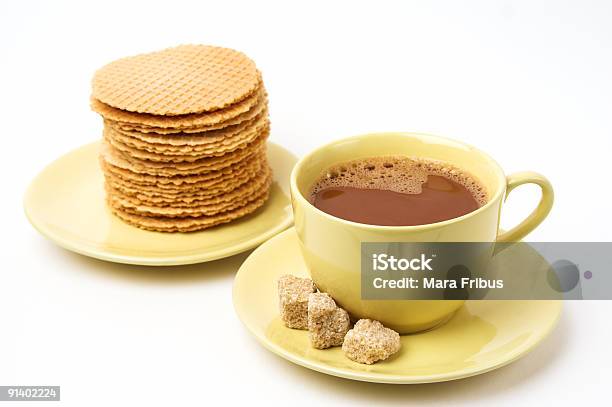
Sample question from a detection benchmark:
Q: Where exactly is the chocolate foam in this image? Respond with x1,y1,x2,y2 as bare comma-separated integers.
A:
309,156,488,206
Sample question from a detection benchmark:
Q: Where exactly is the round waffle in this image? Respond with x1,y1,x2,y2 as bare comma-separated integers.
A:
109,190,270,232
106,94,268,134
107,108,269,150
107,167,272,217
90,85,265,128
103,123,269,162
92,45,261,115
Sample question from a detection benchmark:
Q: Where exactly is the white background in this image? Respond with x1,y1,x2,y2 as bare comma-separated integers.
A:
1,0,611,405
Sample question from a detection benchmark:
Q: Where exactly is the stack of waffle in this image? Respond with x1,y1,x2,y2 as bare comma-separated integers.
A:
91,45,272,232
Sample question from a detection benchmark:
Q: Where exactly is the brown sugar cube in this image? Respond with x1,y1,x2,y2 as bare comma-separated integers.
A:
307,293,350,349
342,319,401,364
277,275,316,329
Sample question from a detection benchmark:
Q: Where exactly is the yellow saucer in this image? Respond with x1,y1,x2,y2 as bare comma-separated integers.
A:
24,141,296,265
233,228,562,384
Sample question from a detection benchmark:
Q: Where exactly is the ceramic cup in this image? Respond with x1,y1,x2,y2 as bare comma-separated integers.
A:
290,132,554,333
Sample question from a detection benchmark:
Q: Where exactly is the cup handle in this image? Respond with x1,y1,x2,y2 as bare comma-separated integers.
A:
496,171,554,242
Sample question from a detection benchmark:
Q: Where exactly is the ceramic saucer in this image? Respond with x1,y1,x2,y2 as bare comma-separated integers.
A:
233,227,562,384
24,141,296,265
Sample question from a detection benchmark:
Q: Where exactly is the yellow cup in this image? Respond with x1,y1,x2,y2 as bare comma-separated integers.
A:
290,132,554,333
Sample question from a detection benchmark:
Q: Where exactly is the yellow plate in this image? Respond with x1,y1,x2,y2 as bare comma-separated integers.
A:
233,228,562,384
24,141,296,265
